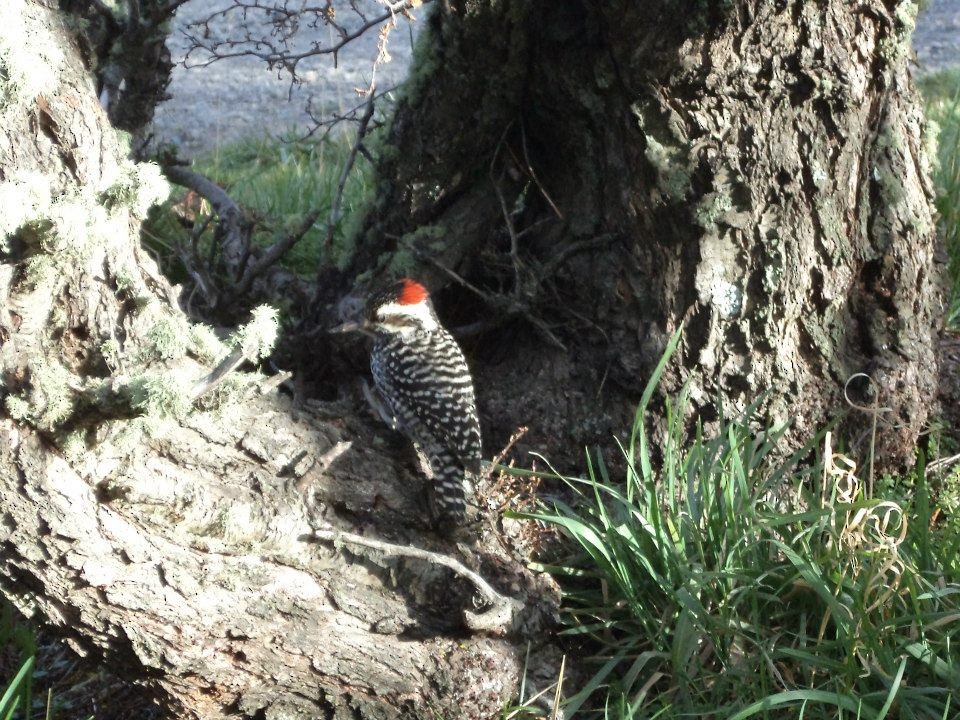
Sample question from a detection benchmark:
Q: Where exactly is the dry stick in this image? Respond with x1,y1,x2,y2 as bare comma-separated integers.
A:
926,451,960,477
165,165,250,278
322,90,377,260
190,347,246,400
172,240,218,307
843,373,892,499
312,527,518,633
516,117,564,220
487,426,529,480
489,125,522,290
234,208,324,296
541,233,618,279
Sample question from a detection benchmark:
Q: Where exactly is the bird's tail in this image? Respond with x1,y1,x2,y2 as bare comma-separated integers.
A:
429,448,475,524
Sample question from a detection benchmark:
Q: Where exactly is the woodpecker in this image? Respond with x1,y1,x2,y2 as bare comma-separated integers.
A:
335,279,483,523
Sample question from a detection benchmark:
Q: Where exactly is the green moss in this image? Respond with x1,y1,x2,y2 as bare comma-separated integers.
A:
385,248,419,276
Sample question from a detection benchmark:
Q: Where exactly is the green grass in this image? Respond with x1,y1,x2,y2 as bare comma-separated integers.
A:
0,601,36,720
510,331,960,719
144,133,374,282
920,68,960,327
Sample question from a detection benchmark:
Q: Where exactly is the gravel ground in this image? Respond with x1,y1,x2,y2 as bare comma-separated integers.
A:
151,0,960,157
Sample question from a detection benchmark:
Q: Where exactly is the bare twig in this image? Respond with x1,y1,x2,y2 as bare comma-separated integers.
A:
926,452,960,477
312,527,519,633
541,233,619,279
489,125,522,289
486,426,529,480
515,118,563,220
165,165,252,279
184,0,431,74
258,370,294,394
235,207,324,296
191,347,246,400
322,89,377,260
172,239,218,306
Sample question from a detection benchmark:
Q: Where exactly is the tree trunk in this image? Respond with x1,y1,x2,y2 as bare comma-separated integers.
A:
0,4,554,718
336,0,945,470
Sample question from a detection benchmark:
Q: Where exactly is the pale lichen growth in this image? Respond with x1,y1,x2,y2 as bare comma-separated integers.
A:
100,338,123,370
35,195,128,268
810,161,829,189
922,118,941,178
695,192,733,229
189,324,228,364
712,279,743,319
0,172,52,249
101,160,170,218
128,373,191,419
59,430,87,460
0,1,64,110
643,134,692,202
231,305,279,361
6,360,76,431
4,396,31,423
893,0,918,33
145,312,192,361
195,374,256,415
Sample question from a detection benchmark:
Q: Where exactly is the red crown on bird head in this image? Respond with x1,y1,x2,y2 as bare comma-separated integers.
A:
397,278,429,305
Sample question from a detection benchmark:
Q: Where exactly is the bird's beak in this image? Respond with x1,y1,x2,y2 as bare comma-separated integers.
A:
329,320,364,334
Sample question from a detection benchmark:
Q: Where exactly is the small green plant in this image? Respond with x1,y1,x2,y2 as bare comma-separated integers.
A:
0,600,35,720
0,657,34,720
512,331,960,719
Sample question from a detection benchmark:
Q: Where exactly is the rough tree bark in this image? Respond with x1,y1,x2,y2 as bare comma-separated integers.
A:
0,3,556,718
327,0,945,470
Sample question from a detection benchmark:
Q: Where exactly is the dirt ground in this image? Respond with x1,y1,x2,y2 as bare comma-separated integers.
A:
150,0,960,158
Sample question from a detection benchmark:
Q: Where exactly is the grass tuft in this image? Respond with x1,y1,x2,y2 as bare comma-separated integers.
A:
920,68,960,327
144,134,374,281
511,330,960,719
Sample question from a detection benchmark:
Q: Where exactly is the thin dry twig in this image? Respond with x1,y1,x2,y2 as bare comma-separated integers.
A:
926,452,960,477
183,0,429,73
515,117,563,220
235,208,324,296
843,373,893,498
322,87,377,259
164,165,252,278
312,526,519,632
487,426,529,480
489,125,522,289
190,347,246,400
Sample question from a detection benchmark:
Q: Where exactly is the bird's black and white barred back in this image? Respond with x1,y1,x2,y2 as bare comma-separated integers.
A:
365,279,483,522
